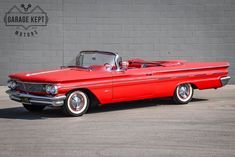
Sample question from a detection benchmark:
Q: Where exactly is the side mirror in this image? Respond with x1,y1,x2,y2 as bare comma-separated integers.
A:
120,61,129,71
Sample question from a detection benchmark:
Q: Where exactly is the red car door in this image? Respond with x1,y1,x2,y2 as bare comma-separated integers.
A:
112,68,155,102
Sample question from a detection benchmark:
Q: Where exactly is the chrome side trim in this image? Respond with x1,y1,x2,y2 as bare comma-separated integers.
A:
154,65,229,73
10,79,50,84
60,72,226,89
220,76,231,86
26,69,68,76
6,90,66,106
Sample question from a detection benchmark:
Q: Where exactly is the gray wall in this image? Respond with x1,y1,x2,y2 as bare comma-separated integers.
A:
0,0,235,85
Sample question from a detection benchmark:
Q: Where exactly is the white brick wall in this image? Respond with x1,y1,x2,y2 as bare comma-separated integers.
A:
0,0,234,84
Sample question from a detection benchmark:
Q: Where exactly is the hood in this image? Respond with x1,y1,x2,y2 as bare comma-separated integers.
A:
9,68,111,83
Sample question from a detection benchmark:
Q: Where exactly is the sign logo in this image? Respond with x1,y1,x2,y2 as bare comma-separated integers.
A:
4,4,48,37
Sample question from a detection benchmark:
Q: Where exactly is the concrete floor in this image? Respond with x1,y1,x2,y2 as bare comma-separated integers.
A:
0,85,235,157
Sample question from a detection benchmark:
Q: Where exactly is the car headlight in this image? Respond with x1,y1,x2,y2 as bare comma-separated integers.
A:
7,80,17,90
45,84,58,95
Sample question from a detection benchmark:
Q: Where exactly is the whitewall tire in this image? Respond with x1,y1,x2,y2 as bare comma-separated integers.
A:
173,83,194,104
63,90,89,117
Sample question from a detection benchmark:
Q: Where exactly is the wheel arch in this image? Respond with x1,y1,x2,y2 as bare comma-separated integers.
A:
175,82,198,90
172,82,197,97
190,83,198,89
65,88,100,108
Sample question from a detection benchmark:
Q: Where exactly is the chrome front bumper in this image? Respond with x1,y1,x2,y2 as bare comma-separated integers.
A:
6,90,66,106
220,76,231,86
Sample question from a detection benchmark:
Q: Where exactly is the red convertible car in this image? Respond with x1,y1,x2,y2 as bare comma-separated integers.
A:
6,50,231,116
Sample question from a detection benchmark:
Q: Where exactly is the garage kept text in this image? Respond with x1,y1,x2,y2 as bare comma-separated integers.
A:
4,4,48,37
7,14,46,25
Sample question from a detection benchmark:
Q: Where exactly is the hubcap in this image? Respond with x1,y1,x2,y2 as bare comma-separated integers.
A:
68,92,86,113
178,84,190,100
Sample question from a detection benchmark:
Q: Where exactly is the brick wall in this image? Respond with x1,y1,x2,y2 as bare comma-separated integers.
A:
0,0,235,84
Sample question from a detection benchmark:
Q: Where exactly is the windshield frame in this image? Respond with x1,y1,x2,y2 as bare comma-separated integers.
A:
76,50,122,71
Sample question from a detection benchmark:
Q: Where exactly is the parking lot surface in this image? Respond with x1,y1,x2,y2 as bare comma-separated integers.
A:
0,85,235,157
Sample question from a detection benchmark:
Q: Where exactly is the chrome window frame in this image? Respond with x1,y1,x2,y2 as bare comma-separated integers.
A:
77,50,122,71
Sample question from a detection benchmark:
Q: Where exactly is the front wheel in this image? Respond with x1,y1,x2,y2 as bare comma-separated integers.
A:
63,90,89,117
23,104,46,112
173,83,194,104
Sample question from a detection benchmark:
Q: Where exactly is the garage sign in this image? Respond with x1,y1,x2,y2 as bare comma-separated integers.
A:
4,4,48,37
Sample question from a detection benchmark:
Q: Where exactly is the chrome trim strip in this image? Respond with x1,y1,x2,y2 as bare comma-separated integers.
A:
6,90,66,106
11,80,50,84
213,72,225,75
26,69,68,76
154,65,229,73
60,72,226,89
220,76,231,86
10,95,21,101
194,74,207,76
158,77,172,80
175,75,188,78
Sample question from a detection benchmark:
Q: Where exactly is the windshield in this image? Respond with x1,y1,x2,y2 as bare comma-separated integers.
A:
76,51,116,68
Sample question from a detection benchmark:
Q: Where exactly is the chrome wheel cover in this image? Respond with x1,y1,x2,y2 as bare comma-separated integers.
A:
67,91,88,114
176,84,193,102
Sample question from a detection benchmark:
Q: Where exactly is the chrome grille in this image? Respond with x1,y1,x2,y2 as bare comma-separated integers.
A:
17,82,46,92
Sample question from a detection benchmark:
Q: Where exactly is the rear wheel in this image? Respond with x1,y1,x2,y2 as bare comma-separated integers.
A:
63,90,89,117
173,83,194,104
23,104,46,112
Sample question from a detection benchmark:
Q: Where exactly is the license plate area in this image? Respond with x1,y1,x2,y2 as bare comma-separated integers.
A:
20,97,30,104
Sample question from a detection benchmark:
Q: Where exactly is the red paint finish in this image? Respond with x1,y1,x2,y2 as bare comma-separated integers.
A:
9,59,230,105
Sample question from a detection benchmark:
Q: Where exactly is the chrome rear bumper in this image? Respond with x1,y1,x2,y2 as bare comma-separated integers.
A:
220,76,231,86
6,90,66,106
